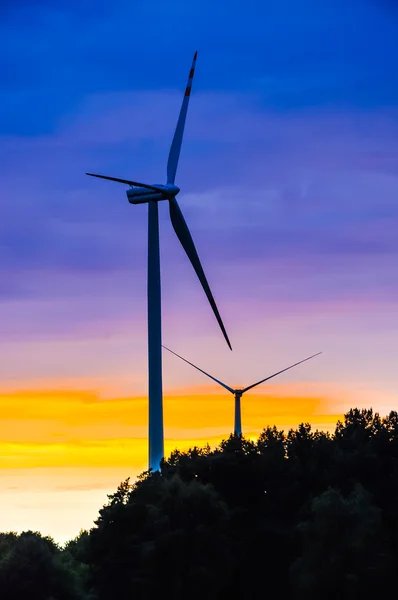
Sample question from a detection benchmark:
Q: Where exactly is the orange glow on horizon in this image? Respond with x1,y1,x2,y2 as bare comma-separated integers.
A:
0,383,346,470
0,381,390,543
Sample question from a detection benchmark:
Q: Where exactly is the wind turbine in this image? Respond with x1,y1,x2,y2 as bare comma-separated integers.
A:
163,345,322,436
86,52,231,471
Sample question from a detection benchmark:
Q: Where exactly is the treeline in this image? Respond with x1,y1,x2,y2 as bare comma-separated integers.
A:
2,408,398,599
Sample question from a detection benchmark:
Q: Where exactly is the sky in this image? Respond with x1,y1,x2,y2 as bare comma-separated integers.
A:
1,0,398,544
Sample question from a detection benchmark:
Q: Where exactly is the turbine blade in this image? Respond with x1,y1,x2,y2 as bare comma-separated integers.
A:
241,352,322,393
86,173,163,193
168,197,232,350
162,345,234,393
166,51,198,185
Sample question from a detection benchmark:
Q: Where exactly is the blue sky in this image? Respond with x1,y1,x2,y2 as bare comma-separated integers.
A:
2,0,398,135
0,0,397,390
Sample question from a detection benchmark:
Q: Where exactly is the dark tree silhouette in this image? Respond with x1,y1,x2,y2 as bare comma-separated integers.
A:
3,407,398,599
0,530,83,600
290,485,392,599
88,474,232,600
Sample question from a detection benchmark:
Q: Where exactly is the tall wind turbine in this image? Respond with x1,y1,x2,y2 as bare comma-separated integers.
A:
86,52,231,471
163,346,322,436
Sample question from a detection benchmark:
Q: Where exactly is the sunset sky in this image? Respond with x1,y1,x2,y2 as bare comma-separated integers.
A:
1,0,398,544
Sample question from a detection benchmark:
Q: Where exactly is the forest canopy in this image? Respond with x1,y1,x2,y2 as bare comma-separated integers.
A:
2,407,398,599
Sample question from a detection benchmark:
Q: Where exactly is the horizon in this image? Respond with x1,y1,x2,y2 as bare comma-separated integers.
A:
1,0,398,543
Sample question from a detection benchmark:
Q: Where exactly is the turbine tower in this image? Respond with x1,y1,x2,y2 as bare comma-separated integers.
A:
163,346,322,435
86,52,231,471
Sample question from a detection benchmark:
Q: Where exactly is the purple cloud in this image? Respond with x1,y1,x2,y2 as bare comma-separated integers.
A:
1,90,397,346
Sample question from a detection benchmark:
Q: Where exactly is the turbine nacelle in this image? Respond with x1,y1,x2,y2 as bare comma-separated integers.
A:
127,183,180,205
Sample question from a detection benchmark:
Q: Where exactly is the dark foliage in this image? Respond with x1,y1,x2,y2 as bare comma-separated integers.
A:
0,530,84,600
2,408,398,599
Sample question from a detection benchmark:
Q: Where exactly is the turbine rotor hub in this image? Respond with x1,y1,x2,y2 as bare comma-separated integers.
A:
164,184,180,197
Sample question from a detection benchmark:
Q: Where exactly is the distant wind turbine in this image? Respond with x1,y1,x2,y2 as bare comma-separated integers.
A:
163,346,322,436
86,52,231,471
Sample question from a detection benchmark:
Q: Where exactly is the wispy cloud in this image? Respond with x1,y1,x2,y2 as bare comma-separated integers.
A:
2,91,398,287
